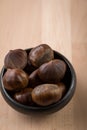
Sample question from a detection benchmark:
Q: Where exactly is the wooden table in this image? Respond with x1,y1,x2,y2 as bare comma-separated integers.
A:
0,0,87,130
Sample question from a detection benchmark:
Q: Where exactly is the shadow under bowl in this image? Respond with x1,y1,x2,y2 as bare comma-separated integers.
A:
0,49,76,115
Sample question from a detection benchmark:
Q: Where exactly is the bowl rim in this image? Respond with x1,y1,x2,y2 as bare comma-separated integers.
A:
0,49,76,112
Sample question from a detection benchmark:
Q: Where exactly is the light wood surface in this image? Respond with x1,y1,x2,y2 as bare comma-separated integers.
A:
0,0,87,130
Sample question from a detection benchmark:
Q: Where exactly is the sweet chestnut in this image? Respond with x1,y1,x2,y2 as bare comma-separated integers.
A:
28,69,42,88
4,49,27,69
32,84,64,106
29,44,54,67
14,88,33,105
38,59,66,83
3,69,29,91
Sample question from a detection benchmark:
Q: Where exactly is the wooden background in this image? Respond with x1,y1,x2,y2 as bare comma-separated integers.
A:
0,0,87,130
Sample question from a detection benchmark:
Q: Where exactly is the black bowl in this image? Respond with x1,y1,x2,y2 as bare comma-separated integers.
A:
0,49,76,115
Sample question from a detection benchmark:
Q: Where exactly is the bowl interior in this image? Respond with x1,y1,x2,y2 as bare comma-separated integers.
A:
0,49,76,114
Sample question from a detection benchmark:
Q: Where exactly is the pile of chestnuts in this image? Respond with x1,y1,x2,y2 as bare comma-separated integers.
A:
3,44,67,106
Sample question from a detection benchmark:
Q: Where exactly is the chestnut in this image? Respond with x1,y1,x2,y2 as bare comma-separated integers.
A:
29,69,42,88
38,59,66,83
3,69,29,91
32,84,65,106
14,88,33,105
4,49,27,69
57,83,66,97
23,60,36,75
29,44,54,67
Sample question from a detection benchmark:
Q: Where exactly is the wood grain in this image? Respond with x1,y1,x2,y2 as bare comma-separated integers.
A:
0,0,87,130
72,0,87,130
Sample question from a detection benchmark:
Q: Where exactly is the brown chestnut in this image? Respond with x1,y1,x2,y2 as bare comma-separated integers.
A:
4,49,27,69
29,44,54,67
3,69,29,91
14,88,33,105
38,59,66,83
29,69,42,88
23,60,36,75
57,83,66,97
32,84,63,106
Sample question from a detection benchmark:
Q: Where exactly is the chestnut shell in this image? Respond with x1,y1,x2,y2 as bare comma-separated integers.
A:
4,49,27,69
3,69,29,91
57,83,66,97
14,88,33,105
38,59,66,83
29,44,54,67
23,60,36,75
32,84,62,106
28,69,42,88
